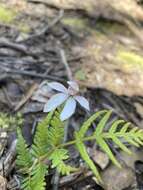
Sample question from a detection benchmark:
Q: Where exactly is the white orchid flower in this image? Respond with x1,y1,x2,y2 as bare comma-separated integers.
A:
43,81,90,121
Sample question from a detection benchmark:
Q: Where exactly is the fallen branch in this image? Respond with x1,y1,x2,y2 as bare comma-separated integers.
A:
0,65,65,82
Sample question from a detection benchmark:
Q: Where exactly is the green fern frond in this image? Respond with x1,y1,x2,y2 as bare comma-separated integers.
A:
95,110,112,134
17,110,69,190
96,135,121,168
107,123,143,147
78,110,107,138
108,120,131,154
21,162,47,190
57,162,77,175
93,111,121,167
32,111,53,157
17,109,143,189
21,177,31,190
75,110,143,183
30,162,47,190
49,148,76,175
16,129,32,171
48,110,64,146
75,132,102,183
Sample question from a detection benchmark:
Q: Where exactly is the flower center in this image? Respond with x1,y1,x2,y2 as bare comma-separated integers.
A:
68,86,78,96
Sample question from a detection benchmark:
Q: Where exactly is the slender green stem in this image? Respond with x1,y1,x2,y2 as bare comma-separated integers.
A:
59,135,97,148
39,135,97,161
39,131,138,162
28,130,139,176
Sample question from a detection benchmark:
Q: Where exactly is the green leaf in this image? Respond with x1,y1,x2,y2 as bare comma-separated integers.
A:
31,162,47,190
32,111,53,157
109,120,125,133
111,136,131,154
21,162,47,190
75,69,86,81
16,129,32,170
21,177,32,190
49,148,76,175
79,110,107,138
75,110,143,181
95,110,112,135
120,122,130,133
109,120,131,154
75,132,102,183
16,109,143,190
48,111,64,146
96,136,121,168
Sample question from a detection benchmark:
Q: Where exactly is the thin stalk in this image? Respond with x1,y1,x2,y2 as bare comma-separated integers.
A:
52,47,73,190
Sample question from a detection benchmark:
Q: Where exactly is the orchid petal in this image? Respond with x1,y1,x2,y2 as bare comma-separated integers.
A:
32,94,48,103
67,81,79,92
48,82,68,93
43,93,68,112
60,97,76,121
74,96,90,111
40,85,52,95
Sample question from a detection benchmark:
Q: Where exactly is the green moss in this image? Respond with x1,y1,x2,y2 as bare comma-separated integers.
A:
0,112,23,130
62,17,132,40
62,17,88,29
62,17,126,42
62,17,109,42
75,69,87,81
0,5,16,23
17,23,31,33
95,21,131,35
117,51,143,70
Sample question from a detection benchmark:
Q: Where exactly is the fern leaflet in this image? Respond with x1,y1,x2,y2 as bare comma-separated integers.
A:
16,129,32,171
75,131,102,183
75,110,143,182
49,148,76,175
21,162,47,190
17,109,143,188
48,110,64,147
32,111,53,157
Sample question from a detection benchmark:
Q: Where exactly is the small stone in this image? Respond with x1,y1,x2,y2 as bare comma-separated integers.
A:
88,148,109,169
101,165,135,190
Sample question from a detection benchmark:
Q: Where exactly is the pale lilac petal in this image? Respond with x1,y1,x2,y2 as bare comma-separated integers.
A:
60,97,76,121
74,96,90,111
44,93,68,112
48,82,68,93
67,81,79,92
40,85,52,95
32,94,48,103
